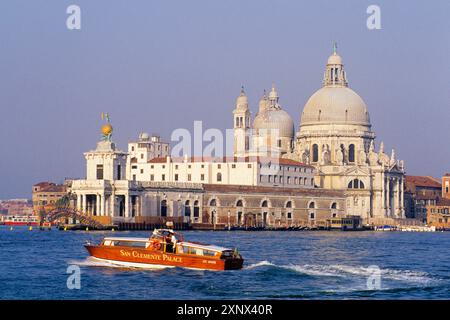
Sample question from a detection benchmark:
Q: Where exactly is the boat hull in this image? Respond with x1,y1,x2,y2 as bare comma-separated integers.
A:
4,221,39,226
85,245,243,271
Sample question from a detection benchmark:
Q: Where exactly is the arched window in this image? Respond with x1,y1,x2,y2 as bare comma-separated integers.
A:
236,200,243,207
349,144,355,163
209,199,217,207
286,201,292,208
217,172,222,182
309,202,315,209
261,200,268,208
311,178,314,186
193,200,199,217
184,200,191,217
348,179,365,189
160,200,167,217
331,202,337,209
312,144,319,162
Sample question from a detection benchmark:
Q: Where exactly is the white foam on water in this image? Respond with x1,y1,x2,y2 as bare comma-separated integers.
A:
244,260,274,269
68,257,172,270
244,261,436,284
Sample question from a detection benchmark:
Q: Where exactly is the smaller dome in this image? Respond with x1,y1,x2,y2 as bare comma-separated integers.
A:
235,87,248,110
253,109,294,138
258,92,268,113
139,132,150,141
327,52,342,65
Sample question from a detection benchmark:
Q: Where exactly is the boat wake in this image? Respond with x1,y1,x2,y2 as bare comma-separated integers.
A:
245,261,436,284
68,257,172,270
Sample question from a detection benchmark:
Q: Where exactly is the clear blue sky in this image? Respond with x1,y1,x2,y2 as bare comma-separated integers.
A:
0,0,449,199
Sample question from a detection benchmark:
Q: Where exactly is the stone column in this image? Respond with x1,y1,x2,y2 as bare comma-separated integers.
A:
101,193,105,216
395,179,400,218
125,194,130,218
96,194,100,216
82,194,87,213
400,178,405,218
77,194,81,211
386,178,390,217
110,194,115,217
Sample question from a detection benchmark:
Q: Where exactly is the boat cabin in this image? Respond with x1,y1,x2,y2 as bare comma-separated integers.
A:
99,229,240,260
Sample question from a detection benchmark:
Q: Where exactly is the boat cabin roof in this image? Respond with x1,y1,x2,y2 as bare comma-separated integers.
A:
180,241,231,253
103,237,150,243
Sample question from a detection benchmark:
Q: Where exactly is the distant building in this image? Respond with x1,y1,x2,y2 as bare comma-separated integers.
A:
0,199,33,216
442,173,450,199
32,182,67,214
404,176,441,221
426,198,450,230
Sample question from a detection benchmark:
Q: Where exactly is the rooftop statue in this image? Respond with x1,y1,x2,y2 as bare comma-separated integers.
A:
101,112,113,142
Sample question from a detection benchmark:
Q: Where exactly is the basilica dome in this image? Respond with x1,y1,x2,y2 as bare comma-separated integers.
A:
300,86,370,127
299,48,371,129
254,109,295,138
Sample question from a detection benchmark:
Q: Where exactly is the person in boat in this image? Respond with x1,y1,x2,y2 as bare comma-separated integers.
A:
171,234,178,253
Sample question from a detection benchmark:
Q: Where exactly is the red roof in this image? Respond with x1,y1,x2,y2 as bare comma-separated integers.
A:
405,176,441,188
436,198,450,206
148,156,313,168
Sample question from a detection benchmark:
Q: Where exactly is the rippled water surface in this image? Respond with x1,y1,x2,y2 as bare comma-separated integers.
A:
0,226,449,299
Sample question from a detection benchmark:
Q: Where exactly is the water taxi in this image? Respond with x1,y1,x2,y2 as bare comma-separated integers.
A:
84,229,244,271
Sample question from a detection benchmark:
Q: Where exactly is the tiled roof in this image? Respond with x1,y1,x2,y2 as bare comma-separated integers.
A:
203,184,344,197
148,156,313,168
405,175,441,188
436,198,450,206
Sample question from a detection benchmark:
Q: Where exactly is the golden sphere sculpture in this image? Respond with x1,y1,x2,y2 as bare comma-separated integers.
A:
101,123,113,136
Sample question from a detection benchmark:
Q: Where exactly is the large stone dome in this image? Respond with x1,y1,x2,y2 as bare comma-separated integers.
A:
300,86,370,127
254,108,295,138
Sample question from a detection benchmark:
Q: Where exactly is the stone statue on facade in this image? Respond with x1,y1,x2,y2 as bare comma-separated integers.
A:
321,145,331,165
378,141,390,166
359,149,367,165
301,149,310,164
368,140,378,166
335,147,344,165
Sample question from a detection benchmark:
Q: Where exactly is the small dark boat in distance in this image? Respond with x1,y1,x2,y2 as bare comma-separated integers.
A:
84,229,244,270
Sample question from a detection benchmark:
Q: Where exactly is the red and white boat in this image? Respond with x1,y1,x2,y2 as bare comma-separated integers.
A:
1,215,39,226
85,229,244,271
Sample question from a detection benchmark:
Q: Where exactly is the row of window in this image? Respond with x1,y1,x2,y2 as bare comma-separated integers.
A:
260,175,314,186
430,208,450,214
130,144,168,152
311,144,356,163
210,199,337,210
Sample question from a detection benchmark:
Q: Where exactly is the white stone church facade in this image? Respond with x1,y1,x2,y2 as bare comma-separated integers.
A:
233,48,406,220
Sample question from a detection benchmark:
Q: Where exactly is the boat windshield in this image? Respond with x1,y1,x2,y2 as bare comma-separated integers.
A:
150,229,184,242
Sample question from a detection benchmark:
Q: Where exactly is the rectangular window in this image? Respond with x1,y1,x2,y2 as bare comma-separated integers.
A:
162,174,165,181
218,164,221,169
117,164,121,180
200,174,205,181
174,174,178,181
150,174,154,181
140,169,144,174
140,154,144,159
248,164,252,168
175,165,178,170
96,165,104,180
188,174,192,181
232,164,236,168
